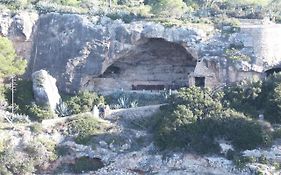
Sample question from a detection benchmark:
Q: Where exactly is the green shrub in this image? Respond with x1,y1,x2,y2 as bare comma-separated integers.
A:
0,147,35,175
0,0,29,10
29,122,43,133
71,156,104,173
168,86,223,120
27,104,55,121
273,128,281,139
225,49,251,62
0,36,27,78
222,80,262,117
35,1,87,14
55,145,71,156
221,73,281,124
153,86,273,154
13,80,34,113
68,114,107,144
65,91,104,115
0,85,7,103
147,0,187,18
106,11,135,23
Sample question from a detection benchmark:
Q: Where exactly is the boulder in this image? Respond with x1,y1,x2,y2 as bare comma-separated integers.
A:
32,70,61,111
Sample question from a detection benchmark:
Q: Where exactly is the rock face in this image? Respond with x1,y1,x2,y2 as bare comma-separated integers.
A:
0,10,38,61
32,70,61,111
2,11,281,93
28,13,204,93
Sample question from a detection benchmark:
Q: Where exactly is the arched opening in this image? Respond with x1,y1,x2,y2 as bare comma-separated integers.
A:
94,38,197,92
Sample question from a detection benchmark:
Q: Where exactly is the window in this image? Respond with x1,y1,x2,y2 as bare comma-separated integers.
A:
195,77,205,88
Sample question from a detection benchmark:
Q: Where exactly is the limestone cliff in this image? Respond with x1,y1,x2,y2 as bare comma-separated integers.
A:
1,11,281,93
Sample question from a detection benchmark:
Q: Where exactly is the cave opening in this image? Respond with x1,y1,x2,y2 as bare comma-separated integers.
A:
95,38,197,92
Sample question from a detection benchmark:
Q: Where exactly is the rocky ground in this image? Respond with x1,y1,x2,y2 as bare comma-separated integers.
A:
1,106,281,175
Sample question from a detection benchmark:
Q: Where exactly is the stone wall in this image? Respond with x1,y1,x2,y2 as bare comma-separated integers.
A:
231,19,281,67
0,10,38,61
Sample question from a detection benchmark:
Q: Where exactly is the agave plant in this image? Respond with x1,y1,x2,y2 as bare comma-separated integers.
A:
130,100,138,108
10,113,30,123
117,95,130,108
55,100,70,117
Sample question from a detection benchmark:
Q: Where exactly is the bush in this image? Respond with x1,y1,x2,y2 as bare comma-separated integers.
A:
224,48,251,62
0,36,27,78
0,146,35,175
29,122,43,133
153,86,273,154
222,80,262,117
68,114,108,144
168,86,223,120
147,0,187,18
27,104,55,121
13,80,34,114
35,1,87,14
264,83,281,123
65,91,104,115
0,0,29,10
71,157,104,173
221,73,281,124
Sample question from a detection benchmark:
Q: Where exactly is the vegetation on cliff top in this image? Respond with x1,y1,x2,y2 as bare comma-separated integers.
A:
0,0,280,24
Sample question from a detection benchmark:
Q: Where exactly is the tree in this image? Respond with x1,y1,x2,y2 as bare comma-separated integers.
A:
0,36,27,78
148,0,187,18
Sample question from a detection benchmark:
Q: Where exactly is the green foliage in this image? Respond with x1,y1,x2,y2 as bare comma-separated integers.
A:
169,86,223,120
35,1,87,14
106,4,152,23
71,157,104,173
147,0,187,18
225,48,251,62
27,104,55,121
0,85,7,102
53,0,81,6
0,36,27,78
65,91,104,115
0,146,35,175
29,122,43,133
273,128,281,139
55,145,71,156
223,73,281,124
222,80,263,117
153,86,273,154
68,114,107,144
265,82,281,123
0,0,29,10
13,80,34,113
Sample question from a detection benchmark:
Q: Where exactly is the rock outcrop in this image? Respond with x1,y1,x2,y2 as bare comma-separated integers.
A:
1,11,281,93
32,70,61,111
27,13,206,93
0,10,38,61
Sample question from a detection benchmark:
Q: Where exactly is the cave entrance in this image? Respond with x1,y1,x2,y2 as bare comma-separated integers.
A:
96,38,197,92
